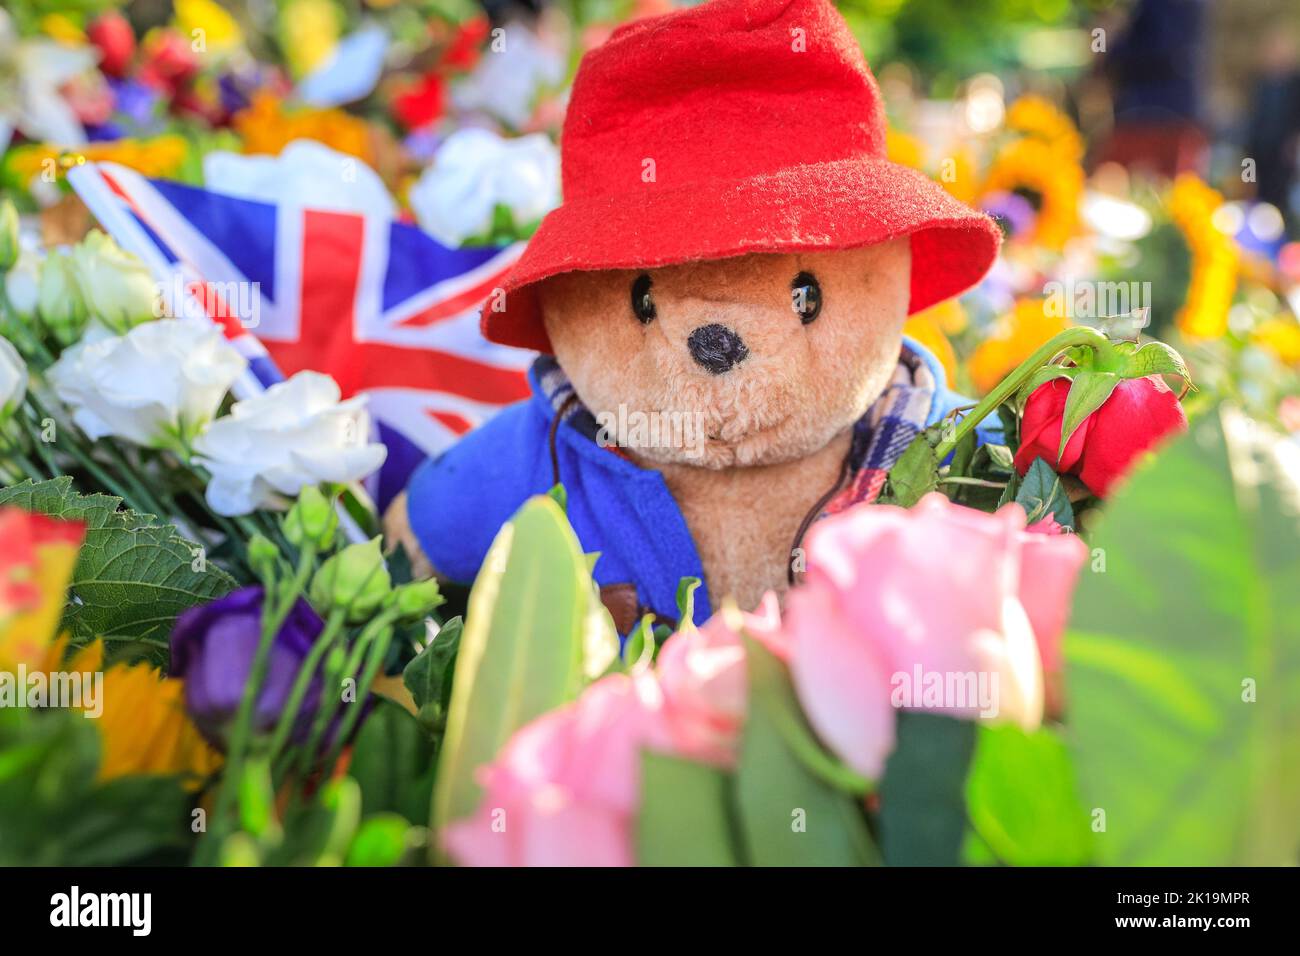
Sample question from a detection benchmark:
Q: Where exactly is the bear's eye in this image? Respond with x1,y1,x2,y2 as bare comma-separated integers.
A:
631,273,656,324
791,272,822,324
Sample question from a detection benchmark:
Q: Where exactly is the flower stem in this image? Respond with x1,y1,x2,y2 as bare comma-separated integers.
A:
932,326,1115,462
206,542,318,848
268,607,347,767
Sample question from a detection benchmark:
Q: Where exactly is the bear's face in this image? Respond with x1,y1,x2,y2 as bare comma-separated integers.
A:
538,239,912,469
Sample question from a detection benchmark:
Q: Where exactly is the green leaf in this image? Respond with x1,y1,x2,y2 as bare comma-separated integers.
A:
1015,364,1075,407
403,617,463,714
1122,340,1192,388
637,752,741,866
963,724,1092,866
348,699,438,824
877,712,976,865
0,477,237,658
1015,457,1075,527
1058,370,1121,460
346,813,420,867
883,433,939,507
431,496,591,844
270,777,362,866
948,427,977,479
735,638,878,866
675,576,701,626
1065,406,1300,865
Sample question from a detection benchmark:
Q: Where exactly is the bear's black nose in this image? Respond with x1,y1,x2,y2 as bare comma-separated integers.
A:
687,323,749,375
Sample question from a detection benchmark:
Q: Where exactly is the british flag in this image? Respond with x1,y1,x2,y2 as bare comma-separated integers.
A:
66,161,533,508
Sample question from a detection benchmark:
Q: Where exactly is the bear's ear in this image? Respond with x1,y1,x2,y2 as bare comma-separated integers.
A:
382,492,436,581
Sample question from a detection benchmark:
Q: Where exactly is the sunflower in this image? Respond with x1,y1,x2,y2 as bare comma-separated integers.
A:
981,136,1084,250
1166,174,1239,339
967,297,1071,395
1004,94,1085,163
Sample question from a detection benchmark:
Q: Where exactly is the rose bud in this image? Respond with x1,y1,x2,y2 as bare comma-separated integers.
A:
87,12,137,78
169,586,324,751
1014,375,1187,498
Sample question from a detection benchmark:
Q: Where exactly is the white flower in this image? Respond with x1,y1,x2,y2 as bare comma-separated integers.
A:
71,230,160,332
409,127,560,247
4,246,41,317
47,316,246,448
450,22,563,129
0,10,96,149
203,140,396,218
193,371,387,516
0,335,27,414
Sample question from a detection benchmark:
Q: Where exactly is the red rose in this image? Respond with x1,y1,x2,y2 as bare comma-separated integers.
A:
392,72,446,131
87,12,136,79
1014,375,1188,498
138,30,200,94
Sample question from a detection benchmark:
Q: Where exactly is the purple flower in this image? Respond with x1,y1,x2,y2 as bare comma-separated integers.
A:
170,586,324,751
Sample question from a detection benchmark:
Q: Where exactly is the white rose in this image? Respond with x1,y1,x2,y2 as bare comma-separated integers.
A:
71,230,159,332
203,140,396,218
0,335,27,414
46,316,246,448
409,127,559,248
193,370,387,516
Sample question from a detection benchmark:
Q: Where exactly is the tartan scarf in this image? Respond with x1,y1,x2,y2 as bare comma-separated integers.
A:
534,349,936,517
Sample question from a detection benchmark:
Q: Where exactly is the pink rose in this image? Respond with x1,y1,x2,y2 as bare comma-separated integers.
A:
656,592,784,766
443,672,673,867
444,595,788,866
786,493,1087,779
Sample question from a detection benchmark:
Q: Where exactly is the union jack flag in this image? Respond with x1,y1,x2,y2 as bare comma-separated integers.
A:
67,161,533,509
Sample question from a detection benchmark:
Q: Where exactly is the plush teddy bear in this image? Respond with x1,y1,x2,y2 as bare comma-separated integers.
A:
388,0,1001,632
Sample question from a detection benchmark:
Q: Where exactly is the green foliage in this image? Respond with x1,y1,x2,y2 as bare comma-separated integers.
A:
402,616,462,736
0,709,192,866
735,639,879,866
1066,407,1300,864
1015,457,1075,527
637,753,740,866
878,713,976,865
882,430,940,506
963,724,1092,865
348,699,438,825
431,496,593,844
0,477,236,661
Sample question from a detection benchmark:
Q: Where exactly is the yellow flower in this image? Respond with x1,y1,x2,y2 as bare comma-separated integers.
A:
278,0,341,79
90,654,223,788
174,0,245,56
1254,316,1300,365
1167,174,1238,340
967,298,1070,395
887,128,926,171
904,305,960,385
981,137,1084,249
1005,95,1085,163
7,136,190,185
39,13,86,45
233,93,373,163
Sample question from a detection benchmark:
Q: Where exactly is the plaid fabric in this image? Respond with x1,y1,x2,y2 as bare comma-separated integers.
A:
534,349,936,518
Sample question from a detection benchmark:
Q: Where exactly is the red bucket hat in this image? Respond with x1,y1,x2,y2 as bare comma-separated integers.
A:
483,0,1001,353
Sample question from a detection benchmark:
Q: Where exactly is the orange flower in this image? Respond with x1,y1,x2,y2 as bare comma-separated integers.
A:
233,93,373,164
1167,174,1238,340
